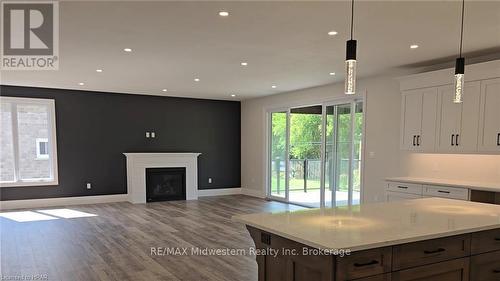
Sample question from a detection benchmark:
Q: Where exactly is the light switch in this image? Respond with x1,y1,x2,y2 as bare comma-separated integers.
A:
146,132,150,138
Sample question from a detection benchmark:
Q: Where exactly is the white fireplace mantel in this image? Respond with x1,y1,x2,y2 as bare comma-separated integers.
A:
123,153,201,203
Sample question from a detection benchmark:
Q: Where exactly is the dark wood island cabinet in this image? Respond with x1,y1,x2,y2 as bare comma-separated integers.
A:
234,198,500,281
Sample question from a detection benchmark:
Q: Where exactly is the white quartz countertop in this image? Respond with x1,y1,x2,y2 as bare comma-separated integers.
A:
386,176,500,192
233,198,500,252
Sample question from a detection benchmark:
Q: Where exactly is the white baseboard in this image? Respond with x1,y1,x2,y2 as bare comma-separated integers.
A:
241,188,266,198
0,194,128,210
197,187,242,197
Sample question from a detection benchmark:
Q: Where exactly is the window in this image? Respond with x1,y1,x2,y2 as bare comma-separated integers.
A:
0,97,58,187
36,138,49,160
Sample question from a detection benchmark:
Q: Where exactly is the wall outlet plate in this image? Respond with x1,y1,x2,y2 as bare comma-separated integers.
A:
208,178,212,184
86,183,92,189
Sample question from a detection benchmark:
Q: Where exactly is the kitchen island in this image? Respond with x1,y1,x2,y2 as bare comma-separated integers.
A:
233,198,500,281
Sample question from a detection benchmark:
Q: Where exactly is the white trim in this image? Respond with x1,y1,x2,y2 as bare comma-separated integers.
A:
0,96,59,188
198,188,242,197
0,194,128,210
241,188,266,198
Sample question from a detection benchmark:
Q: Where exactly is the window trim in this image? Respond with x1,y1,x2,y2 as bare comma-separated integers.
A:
0,96,59,188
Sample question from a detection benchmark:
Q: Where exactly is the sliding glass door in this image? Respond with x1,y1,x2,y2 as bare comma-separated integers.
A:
288,106,323,207
324,102,363,207
269,111,287,199
267,100,363,208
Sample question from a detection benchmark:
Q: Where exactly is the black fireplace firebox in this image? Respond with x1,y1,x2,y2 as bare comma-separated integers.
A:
146,167,186,202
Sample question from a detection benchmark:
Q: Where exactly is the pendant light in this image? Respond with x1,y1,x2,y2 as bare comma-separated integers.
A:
453,0,466,103
345,0,357,95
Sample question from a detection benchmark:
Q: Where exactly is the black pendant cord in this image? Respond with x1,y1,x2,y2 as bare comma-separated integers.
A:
350,0,355,40
459,0,465,57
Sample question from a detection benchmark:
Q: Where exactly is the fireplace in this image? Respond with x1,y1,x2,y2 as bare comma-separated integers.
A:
146,167,186,202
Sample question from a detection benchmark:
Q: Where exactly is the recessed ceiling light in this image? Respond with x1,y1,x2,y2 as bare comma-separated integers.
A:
218,11,229,17
328,31,338,36
231,94,236,97
329,72,336,76
96,69,103,73
194,78,200,82
162,89,168,92
410,44,419,49
240,62,248,66
271,85,277,89
123,48,132,52
78,82,84,86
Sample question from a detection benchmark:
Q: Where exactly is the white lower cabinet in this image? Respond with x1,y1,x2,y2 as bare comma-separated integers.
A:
386,181,470,202
386,191,422,202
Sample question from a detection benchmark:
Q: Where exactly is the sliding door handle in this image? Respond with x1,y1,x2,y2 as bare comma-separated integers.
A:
456,134,460,146
451,134,455,146
416,135,420,146
413,135,416,146
497,133,500,146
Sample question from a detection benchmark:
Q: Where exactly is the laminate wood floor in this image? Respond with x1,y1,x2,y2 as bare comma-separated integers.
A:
0,195,303,281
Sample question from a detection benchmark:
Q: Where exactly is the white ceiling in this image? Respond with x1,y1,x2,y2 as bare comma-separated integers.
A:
1,0,500,100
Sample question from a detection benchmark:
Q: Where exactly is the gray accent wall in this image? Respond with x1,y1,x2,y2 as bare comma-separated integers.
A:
0,85,241,201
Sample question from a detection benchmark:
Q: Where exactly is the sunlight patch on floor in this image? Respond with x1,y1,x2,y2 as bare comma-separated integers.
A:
37,208,97,219
0,208,98,222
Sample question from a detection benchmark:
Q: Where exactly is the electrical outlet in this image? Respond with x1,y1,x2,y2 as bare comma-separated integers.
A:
86,183,92,189
145,132,150,138
151,132,155,138
208,178,212,184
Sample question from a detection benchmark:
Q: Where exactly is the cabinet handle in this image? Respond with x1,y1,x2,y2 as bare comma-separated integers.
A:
451,134,455,146
437,190,451,194
456,134,460,146
493,237,500,241
354,260,379,267
493,269,500,274
397,186,408,189
417,135,420,146
497,133,500,146
424,248,446,255
413,135,416,146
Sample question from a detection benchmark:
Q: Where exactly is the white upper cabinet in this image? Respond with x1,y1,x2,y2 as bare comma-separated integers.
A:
398,60,500,154
401,88,438,151
436,81,481,153
478,78,500,152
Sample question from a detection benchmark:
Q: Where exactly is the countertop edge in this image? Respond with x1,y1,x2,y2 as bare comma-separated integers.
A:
385,177,500,192
233,217,500,252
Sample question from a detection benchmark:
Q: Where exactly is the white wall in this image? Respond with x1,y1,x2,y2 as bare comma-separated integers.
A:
399,153,500,184
241,74,402,202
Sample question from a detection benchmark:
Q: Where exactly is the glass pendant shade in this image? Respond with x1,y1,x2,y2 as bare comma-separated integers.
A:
345,59,356,95
453,57,465,103
345,40,357,95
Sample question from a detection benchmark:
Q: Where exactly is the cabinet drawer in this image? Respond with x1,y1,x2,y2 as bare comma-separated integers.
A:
471,228,500,255
386,191,422,202
470,250,500,281
387,182,423,195
336,247,392,280
423,185,469,200
392,234,470,270
391,258,470,281
354,273,392,281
